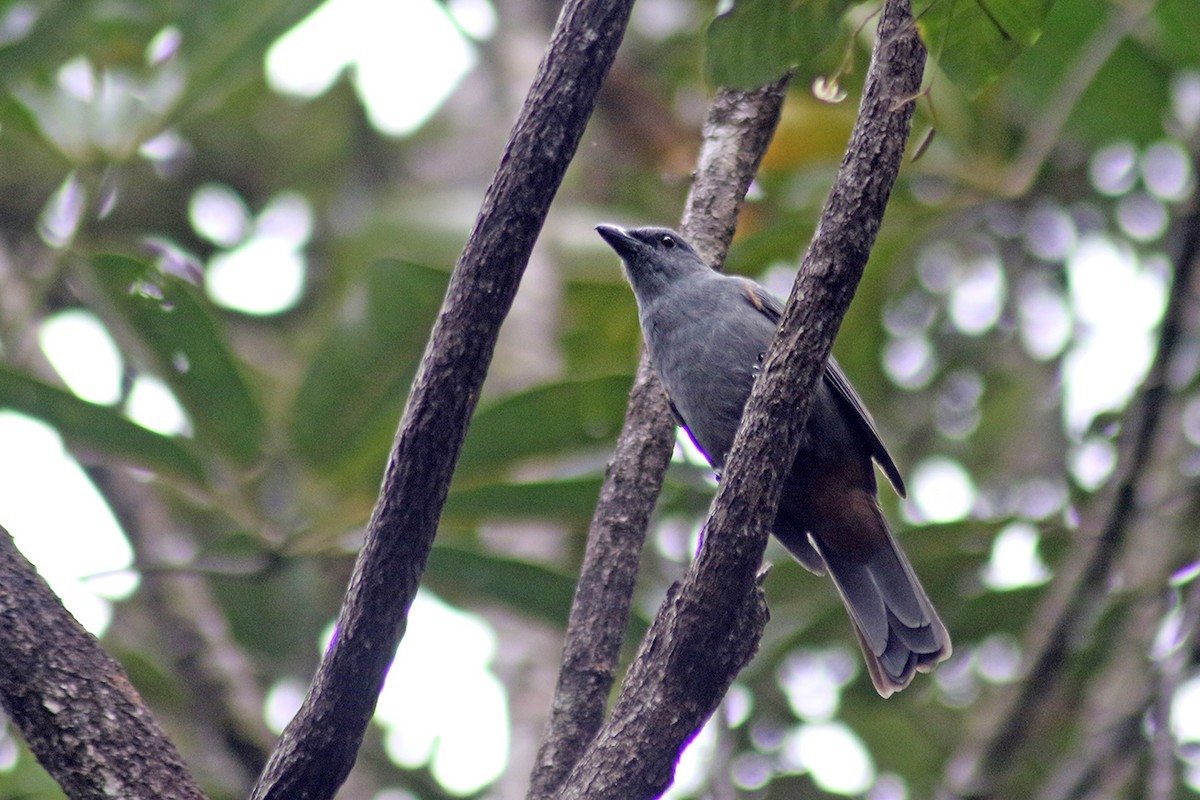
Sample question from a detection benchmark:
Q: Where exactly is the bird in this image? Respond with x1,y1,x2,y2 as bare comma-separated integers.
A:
597,223,950,697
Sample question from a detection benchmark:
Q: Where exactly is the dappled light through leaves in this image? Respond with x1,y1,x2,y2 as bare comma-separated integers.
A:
1,0,1200,798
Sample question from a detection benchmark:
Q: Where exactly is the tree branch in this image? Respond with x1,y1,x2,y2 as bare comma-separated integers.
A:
0,525,206,800
249,0,635,796
553,3,926,797
678,80,793,266
526,77,790,800
1036,713,1143,800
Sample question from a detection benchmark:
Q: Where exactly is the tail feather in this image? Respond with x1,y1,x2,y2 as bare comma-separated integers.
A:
806,522,951,698
771,464,951,697
879,613,919,679
889,608,942,654
820,552,888,654
872,544,928,629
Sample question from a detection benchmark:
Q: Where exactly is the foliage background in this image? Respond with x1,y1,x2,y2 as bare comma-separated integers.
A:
1,0,1199,797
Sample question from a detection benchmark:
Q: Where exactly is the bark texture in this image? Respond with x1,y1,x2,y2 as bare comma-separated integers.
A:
249,0,636,797
0,526,206,800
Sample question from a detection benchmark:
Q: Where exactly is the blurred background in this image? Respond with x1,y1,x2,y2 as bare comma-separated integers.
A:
0,0,1198,798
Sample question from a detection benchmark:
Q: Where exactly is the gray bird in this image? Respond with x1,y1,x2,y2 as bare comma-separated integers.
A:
597,223,950,697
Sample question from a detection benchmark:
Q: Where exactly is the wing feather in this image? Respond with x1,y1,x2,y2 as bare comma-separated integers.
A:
739,278,906,497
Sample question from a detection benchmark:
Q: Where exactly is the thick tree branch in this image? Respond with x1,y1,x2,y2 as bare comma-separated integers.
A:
944,141,1200,800
0,525,206,800
553,3,926,797
525,353,675,800
248,0,635,797
526,78,789,800
678,80,792,265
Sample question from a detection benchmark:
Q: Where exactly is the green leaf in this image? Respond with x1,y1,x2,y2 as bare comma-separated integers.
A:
916,0,1057,97
840,700,950,787
455,374,634,483
1154,0,1200,65
444,472,716,528
1004,0,1176,144
425,545,653,636
444,475,603,525
289,259,449,472
90,254,265,465
0,1,117,79
561,278,641,376
705,0,853,89
423,545,579,629
0,365,204,481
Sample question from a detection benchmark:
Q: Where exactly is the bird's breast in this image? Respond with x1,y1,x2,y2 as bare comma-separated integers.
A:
641,284,776,468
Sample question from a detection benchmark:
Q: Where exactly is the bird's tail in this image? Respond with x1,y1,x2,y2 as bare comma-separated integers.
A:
777,490,951,698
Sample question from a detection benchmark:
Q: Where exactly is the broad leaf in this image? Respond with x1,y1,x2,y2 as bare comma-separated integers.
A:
444,476,604,526
1004,0,1183,144
916,0,1056,96
89,254,265,465
0,365,204,481
455,374,634,483
423,545,579,629
705,0,853,89
176,0,333,124
290,259,448,472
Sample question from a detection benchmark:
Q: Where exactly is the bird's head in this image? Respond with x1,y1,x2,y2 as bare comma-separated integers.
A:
596,224,711,303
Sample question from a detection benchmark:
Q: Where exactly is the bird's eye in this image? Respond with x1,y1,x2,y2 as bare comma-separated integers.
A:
661,235,676,249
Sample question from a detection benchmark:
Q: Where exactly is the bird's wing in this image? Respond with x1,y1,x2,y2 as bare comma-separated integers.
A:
738,278,906,498
822,358,906,497
734,277,782,323
664,389,721,474
664,392,687,428
736,277,785,323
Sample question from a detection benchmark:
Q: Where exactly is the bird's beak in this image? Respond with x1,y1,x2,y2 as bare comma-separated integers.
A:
596,224,639,260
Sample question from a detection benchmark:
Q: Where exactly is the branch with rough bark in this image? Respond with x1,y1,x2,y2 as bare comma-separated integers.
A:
526,77,790,800
0,525,206,800
552,2,926,797
248,0,635,797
